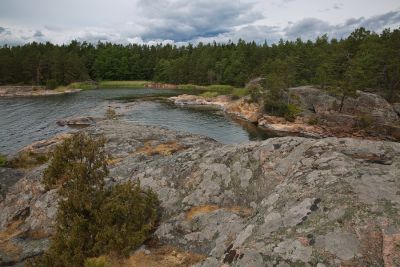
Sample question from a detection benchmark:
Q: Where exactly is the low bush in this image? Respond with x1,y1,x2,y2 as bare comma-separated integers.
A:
30,132,159,267
284,104,302,122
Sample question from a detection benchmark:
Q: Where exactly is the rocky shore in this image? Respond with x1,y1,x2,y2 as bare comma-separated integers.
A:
0,86,81,97
170,86,400,141
1,120,400,266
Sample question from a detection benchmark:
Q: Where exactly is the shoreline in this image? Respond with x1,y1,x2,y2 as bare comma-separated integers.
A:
0,86,82,97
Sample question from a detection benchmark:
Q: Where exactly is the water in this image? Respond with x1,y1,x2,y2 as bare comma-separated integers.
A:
0,89,270,154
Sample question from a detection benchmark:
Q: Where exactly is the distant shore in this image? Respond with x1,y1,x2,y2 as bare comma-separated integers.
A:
0,86,81,97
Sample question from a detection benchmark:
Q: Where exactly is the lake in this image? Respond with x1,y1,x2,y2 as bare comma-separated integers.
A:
0,88,271,154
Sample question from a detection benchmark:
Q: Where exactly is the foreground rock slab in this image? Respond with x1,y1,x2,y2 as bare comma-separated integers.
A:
1,120,400,266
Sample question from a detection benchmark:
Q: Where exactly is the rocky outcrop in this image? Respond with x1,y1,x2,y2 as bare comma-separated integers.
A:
1,120,400,266
289,86,399,125
0,86,81,97
170,95,261,123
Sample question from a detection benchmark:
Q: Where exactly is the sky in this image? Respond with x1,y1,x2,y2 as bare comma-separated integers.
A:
0,0,400,45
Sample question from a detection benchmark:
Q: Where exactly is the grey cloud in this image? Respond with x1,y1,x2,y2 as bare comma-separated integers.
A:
33,30,44,37
136,0,263,41
0,27,5,34
284,10,400,41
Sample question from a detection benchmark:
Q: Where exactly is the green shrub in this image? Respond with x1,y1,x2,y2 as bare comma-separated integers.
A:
284,104,302,122
32,132,159,267
200,91,219,98
93,183,159,257
46,79,58,90
0,154,7,167
42,132,108,190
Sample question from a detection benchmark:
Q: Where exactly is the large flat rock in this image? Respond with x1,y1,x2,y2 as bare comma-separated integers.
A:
1,120,400,266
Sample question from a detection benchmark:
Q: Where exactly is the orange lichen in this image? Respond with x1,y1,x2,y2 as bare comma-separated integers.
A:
136,141,186,156
185,205,253,221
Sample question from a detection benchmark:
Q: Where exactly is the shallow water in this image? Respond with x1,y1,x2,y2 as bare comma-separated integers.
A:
0,88,270,154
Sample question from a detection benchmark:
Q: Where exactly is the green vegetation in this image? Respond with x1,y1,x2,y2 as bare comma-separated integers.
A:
1,27,399,101
200,91,220,98
98,80,149,89
0,153,7,167
30,133,159,267
68,81,97,90
45,79,58,89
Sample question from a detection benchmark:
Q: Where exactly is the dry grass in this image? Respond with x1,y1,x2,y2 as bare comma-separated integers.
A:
136,141,186,156
0,220,23,258
87,246,205,267
117,246,205,267
185,205,253,221
8,151,48,169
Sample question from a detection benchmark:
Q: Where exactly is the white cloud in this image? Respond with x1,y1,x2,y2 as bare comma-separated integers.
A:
0,0,399,45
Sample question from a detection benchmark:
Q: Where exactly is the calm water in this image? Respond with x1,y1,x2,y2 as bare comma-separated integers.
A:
0,89,270,154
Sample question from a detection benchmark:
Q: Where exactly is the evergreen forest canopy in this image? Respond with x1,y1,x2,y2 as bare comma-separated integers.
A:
0,27,399,101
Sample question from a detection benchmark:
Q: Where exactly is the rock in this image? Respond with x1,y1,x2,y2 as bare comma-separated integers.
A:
0,86,81,97
393,103,400,116
170,94,261,123
225,98,261,123
56,116,100,127
341,91,399,124
289,87,399,124
1,120,400,266
0,168,25,201
315,231,360,261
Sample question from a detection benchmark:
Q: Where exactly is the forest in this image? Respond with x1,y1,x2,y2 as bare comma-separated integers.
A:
0,27,399,101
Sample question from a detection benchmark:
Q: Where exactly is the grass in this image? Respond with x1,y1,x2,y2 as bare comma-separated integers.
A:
200,91,220,98
59,81,250,99
68,82,97,90
98,80,149,89
0,154,6,167
231,88,248,97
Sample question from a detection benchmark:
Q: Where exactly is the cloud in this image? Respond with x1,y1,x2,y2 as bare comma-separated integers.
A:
134,0,263,41
33,30,44,37
0,1,400,46
284,9,400,40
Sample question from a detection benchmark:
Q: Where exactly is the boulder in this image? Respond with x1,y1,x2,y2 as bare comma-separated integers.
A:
341,91,399,124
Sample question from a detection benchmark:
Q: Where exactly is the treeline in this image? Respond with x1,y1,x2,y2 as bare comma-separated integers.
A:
0,27,399,100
